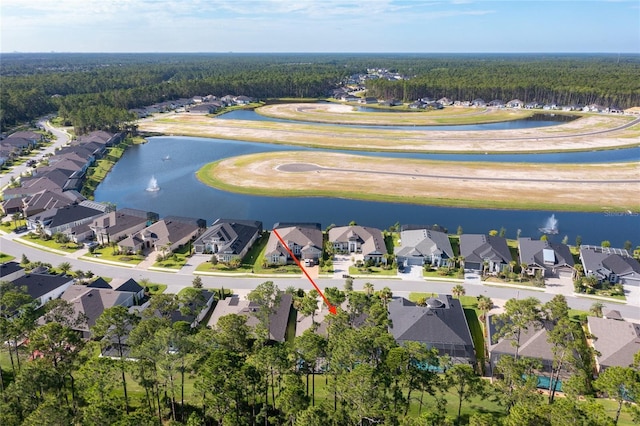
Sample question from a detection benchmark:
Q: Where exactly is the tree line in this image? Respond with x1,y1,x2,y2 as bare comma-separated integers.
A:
1,53,638,132
1,278,639,426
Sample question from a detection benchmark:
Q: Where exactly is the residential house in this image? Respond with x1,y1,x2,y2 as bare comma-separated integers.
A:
387,296,476,364
27,201,108,237
8,131,44,145
395,226,454,268
11,272,74,308
437,97,453,106
471,99,486,107
518,238,575,279
208,293,293,342
487,315,555,375
379,99,403,107
90,208,158,245
118,215,205,254
340,94,359,102
0,261,26,282
580,245,640,286
193,218,263,261
264,223,323,266
328,225,387,264
169,289,216,328
61,285,138,338
587,316,640,372
506,99,524,108
21,189,84,218
235,95,252,105
460,234,512,275
87,277,145,304
488,99,505,108
358,97,378,104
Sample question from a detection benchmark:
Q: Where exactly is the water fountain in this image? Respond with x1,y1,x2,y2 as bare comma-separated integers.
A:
539,214,559,234
146,175,160,192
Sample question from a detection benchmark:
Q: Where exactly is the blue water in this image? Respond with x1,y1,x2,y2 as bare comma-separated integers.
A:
94,137,640,247
218,109,577,131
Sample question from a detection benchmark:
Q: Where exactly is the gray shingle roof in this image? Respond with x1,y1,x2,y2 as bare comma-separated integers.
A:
388,296,475,361
588,317,640,370
519,238,574,269
461,234,512,264
395,228,453,260
11,273,74,301
209,293,293,342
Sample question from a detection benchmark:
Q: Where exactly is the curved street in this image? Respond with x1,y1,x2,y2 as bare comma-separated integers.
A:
1,230,638,322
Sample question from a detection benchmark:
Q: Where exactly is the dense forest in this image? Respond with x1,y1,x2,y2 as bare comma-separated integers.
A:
1,278,639,426
1,53,639,133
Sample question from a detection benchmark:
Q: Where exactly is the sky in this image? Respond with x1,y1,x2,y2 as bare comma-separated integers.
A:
1,0,639,53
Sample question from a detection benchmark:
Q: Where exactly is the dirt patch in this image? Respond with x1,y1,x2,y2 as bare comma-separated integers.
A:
138,111,639,153
204,151,640,211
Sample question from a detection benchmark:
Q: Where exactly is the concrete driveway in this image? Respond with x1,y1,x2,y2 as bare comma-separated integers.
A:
544,275,574,297
400,265,423,281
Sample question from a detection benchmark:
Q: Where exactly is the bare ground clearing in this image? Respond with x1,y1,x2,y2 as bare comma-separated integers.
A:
201,151,640,211
138,110,639,153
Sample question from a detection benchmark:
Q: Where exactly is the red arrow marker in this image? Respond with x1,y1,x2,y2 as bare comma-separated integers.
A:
272,228,337,315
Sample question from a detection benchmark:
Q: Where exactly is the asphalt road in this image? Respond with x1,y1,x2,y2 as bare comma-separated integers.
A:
1,234,639,322
0,120,71,190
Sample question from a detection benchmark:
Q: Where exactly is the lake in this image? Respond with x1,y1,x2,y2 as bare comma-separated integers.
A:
94,136,640,247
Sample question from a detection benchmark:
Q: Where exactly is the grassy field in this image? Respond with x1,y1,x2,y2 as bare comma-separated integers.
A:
82,247,144,265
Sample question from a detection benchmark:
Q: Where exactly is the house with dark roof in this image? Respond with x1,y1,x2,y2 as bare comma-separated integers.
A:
264,223,323,266
61,286,137,338
460,234,512,275
208,293,293,342
587,316,640,372
90,208,158,245
0,261,26,282
395,226,454,268
518,238,575,279
387,296,475,364
487,315,555,374
507,99,524,108
27,202,107,236
87,277,145,304
118,215,205,254
193,218,263,261
169,289,216,328
11,272,74,308
328,225,387,264
580,245,640,286
21,189,83,218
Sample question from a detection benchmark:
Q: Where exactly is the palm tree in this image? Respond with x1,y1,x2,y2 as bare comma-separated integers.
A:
477,296,494,322
482,260,490,277
58,262,72,276
378,286,393,307
589,302,605,318
452,284,465,299
363,282,374,296
11,212,22,230
520,262,528,282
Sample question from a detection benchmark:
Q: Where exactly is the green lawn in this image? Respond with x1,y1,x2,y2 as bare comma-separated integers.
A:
153,244,193,269
19,234,82,253
146,283,167,295
83,247,144,265
0,252,16,263
349,265,397,276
